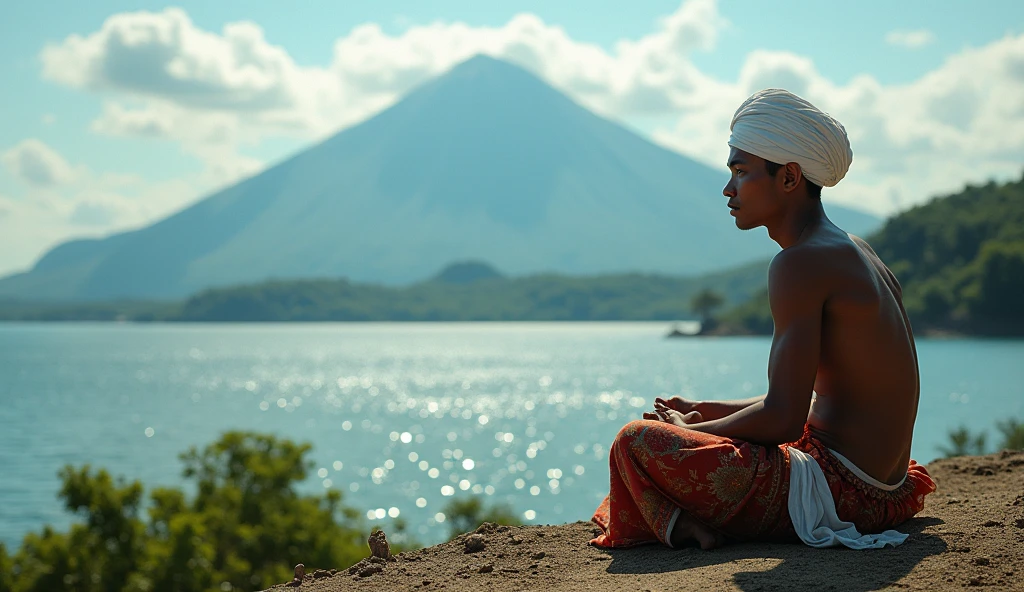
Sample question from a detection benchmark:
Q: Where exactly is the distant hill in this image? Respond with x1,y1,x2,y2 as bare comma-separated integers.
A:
0,55,877,302
720,174,1024,335
432,261,504,284
0,260,769,322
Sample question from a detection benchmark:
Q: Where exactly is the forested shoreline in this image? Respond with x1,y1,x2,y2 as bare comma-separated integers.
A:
1,174,1021,335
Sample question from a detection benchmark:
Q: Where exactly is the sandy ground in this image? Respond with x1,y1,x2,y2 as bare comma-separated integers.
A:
267,450,1024,591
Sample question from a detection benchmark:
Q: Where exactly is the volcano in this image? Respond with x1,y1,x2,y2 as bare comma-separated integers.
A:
0,55,878,301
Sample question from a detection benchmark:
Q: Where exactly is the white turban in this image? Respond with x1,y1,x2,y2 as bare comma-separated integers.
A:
728,89,853,188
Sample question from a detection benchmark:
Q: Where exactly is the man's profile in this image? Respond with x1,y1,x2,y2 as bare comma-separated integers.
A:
590,89,936,550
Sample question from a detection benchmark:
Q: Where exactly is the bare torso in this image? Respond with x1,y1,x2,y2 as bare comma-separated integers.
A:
800,227,920,485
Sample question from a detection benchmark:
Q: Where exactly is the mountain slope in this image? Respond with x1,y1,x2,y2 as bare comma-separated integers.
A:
0,55,878,301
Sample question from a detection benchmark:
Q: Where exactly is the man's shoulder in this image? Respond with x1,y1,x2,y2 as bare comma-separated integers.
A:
767,247,830,310
772,227,867,273
846,233,881,258
768,240,835,279
767,232,861,306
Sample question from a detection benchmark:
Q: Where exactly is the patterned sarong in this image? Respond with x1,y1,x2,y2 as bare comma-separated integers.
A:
590,420,936,548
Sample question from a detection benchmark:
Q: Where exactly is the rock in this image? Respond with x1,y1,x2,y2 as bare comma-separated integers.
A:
478,563,494,574
313,569,332,579
369,530,392,560
287,564,305,587
465,534,487,553
532,551,546,560
347,557,388,577
475,522,499,534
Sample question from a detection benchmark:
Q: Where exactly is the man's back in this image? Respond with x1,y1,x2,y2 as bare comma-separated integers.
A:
794,223,920,485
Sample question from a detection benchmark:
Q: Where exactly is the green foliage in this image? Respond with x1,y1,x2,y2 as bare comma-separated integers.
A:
169,267,767,322
441,497,523,540
996,418,1024,451
690,289,725,322
6,431,369,592
937,417,1024,458
872,174,1024,334
0,543,14,592
0,261,769,322
938,426,988,459
966,241,1024,323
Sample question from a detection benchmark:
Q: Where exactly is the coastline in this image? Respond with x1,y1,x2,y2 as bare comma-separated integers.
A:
266,450,1024,591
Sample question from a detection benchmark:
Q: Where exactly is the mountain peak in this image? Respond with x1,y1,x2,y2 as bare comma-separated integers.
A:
405,53,559,109
444,53,530,77
451,53,508,69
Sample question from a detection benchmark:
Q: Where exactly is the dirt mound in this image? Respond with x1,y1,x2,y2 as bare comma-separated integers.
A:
267,450,1024,591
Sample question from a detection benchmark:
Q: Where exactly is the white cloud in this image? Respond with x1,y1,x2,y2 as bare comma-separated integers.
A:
29,0,1024,225
0,141,208,276
91,102,174,138
2,139,77,187
886,29,936,49
43,1,729,199
41,8,301,111
654,35,1024,213
42,1,727,141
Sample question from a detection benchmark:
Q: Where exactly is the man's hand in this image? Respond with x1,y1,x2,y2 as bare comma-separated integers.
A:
643,400,703,427
656,396,700,414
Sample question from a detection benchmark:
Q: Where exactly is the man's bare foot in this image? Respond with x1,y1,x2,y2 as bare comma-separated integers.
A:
670,514,726,550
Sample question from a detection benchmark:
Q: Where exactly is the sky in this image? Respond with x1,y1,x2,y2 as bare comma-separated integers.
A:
1,0,1022,276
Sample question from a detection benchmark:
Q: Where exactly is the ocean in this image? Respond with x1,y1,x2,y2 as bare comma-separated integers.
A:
1,322,1021,547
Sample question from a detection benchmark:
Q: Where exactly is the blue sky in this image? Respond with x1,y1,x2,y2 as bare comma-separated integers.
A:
1,0,1022,275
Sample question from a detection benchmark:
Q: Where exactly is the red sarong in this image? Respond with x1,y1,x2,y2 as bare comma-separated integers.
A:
591,420,936,548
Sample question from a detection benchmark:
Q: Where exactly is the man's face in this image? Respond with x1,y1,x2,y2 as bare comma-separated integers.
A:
722,147,783,231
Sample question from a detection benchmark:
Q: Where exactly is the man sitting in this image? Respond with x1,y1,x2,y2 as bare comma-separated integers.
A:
591,89,936,550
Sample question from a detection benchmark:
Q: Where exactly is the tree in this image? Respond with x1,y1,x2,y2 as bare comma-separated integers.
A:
996,418,1024,451
8,466,146,592
937,426,988,459
7,432,369,592
691,289,726,332
0,543,14,592
968,241,1024,326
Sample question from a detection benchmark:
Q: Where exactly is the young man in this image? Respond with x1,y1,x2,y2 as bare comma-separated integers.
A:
591,89,936,550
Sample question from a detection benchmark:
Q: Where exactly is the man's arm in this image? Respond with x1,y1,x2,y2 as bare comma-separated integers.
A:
663,250,824,444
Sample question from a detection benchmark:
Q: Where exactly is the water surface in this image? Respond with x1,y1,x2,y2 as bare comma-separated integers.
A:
1,322,1020,546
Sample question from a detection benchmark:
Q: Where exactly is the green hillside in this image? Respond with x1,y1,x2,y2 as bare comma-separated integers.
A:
722,174,1024,336
0,261,767,322
873,176,1024,334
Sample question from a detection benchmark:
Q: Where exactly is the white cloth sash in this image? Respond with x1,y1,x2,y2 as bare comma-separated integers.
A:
786,447,909,549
